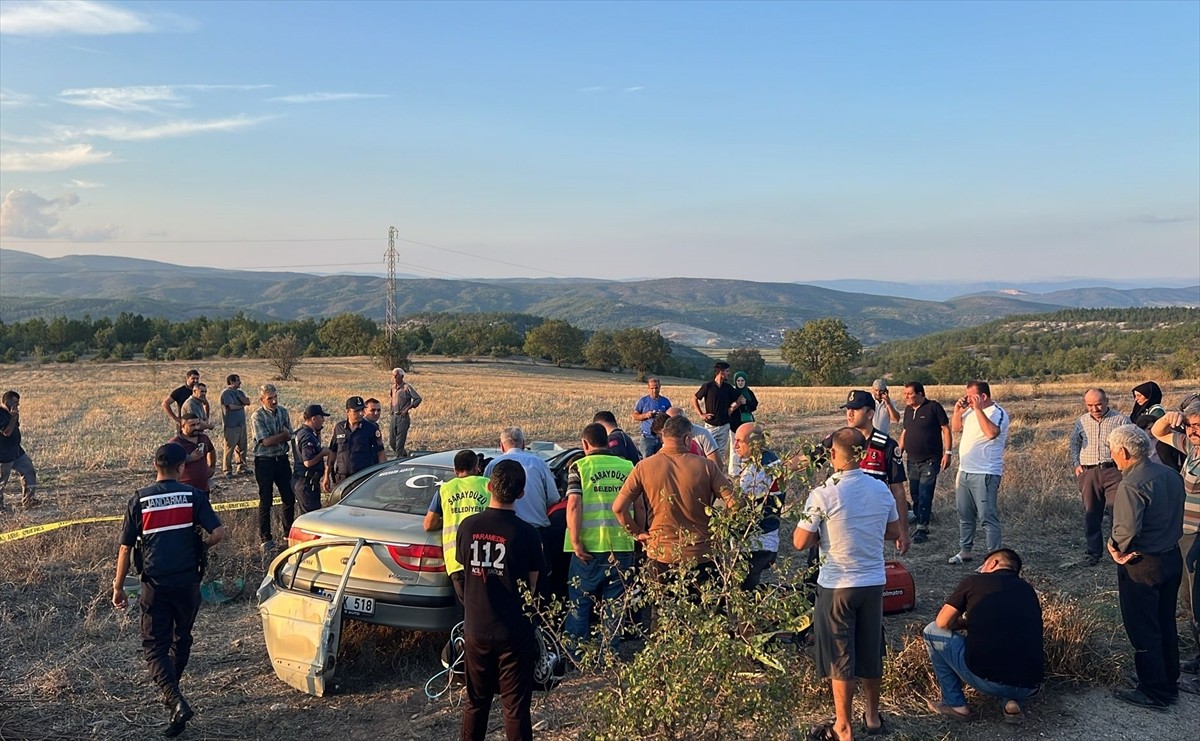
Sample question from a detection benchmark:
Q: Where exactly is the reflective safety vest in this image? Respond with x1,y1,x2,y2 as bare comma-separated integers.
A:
563,454,635,553
439,475,490,575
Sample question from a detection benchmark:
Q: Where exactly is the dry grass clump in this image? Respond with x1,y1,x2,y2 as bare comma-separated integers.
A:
1039,589,1123,686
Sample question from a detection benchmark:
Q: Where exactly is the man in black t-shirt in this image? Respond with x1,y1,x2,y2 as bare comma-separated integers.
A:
898,382,952,544
161,369,203,430
923,548,1043,723
457,459,546,741
693,362,743,464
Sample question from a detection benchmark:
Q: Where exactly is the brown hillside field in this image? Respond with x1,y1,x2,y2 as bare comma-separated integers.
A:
1,358,1197,739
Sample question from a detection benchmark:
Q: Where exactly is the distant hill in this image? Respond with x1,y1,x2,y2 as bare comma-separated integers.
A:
3,248,1192,345
806,278,1198,302
958,286,1200,308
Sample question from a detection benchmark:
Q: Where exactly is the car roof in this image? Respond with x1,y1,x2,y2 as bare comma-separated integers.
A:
396,443,568,468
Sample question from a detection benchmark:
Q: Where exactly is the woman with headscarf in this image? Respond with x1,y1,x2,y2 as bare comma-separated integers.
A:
728,371,759,473
1131,381,1182,471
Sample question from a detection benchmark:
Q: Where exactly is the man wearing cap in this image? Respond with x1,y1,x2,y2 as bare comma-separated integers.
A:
693,362,743,463
249,383,296,552
424,449,491,622
294,405,335,516
871,380,901,435
823,390,911,555
1069,388,1131,567
330,396,387,484
389,368,422,458
168,414,216,495
112,443,226,738
632,377,672,458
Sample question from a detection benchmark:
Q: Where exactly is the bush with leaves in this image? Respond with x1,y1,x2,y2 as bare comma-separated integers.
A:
543,435,827,740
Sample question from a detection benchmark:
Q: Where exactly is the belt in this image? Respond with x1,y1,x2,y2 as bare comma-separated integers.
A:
1081,461,1115,470
256,454,288,460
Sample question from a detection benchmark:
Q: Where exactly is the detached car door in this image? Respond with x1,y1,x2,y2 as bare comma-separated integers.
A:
257,538,366,696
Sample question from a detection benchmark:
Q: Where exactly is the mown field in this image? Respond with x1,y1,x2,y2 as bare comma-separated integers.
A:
0,358,1197,740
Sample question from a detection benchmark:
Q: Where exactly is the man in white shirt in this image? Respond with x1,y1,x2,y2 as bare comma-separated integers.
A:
948,381,1010,565
871,379,901,435
794,427,901,740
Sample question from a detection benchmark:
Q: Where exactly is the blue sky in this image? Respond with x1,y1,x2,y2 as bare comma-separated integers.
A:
1,0,1197,284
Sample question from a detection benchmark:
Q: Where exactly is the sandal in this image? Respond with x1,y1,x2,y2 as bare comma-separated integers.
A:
947,552,974,565
862,711,888,735
926,698,972,721
1002,706,1025,724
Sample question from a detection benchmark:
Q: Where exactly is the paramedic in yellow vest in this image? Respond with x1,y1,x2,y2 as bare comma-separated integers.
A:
563,423,639,657
424,449,490,621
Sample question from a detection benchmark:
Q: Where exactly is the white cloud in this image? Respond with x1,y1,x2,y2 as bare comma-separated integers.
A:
1129,214,1192,225
0,143,114,172
59,85,187,112
624,86,645,93
579,86,608,93
0,1,153,36
0,189,118,240
267,92,388,104
76,115,274,141
66,179,104,188
0,89,36,107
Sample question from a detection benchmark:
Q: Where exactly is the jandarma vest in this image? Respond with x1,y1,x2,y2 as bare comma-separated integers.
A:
438,476,490,575
136,482,203,580
564,454,635,553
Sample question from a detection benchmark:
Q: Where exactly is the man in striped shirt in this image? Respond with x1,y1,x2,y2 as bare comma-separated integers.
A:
1069,388,1131,567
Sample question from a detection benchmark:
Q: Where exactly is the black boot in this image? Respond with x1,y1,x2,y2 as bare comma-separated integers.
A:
162,690,193,737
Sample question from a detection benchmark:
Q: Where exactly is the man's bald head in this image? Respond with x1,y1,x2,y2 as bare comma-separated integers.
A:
829,427,866,470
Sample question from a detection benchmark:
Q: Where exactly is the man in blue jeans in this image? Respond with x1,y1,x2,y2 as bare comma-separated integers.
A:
898,382,951,545
563,423,637,659
948,381,1010,565
924,548,1043,723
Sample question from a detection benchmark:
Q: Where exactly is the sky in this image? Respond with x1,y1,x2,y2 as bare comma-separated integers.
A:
0,0,1198,285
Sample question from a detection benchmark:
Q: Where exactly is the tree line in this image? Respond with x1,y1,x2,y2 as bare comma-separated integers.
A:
1,306,1195,385
0,311,703,379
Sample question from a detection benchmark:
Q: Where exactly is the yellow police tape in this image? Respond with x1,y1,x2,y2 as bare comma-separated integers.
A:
0,497,283,544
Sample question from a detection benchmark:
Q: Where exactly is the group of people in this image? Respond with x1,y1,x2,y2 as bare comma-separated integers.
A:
104,367,424,736
76,363,1199,738
156,368,423,552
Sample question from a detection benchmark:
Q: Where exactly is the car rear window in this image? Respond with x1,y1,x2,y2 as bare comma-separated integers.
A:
339,465,450,515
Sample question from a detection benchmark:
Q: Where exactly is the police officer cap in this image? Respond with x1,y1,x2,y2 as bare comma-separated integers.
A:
304,404,332,419
154,442,187,467
839,390,876,411
345,396,366,411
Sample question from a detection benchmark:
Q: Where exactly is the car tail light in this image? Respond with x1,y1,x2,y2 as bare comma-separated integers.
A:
385,543,445,572
287,527,321,547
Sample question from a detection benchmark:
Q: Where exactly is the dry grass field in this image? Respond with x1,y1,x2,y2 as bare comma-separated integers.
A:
1,357,1198,740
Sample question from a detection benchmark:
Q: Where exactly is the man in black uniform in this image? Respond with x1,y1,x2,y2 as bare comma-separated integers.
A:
293,404,334,515
457,459,546,741
329,396,386,484
112,443,225,737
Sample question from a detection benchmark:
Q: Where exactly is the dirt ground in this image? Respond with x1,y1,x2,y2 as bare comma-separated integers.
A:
2,373,1199,740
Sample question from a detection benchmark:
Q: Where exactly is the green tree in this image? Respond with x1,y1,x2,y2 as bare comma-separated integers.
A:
317,313,379,356
523,320,585,365
368,331,415,372
726,347,766,385
614,328,672,379
930,351,987,385
583,330,622,371
780,317,862,385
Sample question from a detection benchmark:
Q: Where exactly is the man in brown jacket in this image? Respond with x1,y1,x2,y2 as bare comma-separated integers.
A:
612,413,736,585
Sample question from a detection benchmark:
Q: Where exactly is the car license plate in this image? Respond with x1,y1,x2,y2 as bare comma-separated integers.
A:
342,595,374,615
316,590,375,616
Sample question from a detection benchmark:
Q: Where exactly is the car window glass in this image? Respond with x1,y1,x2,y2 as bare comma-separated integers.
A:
340,465,450,514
